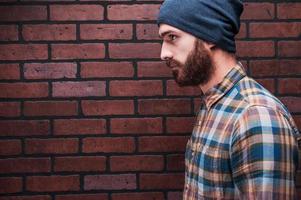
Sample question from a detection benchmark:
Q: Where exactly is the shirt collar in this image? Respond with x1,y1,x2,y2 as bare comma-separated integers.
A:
202,62,246,109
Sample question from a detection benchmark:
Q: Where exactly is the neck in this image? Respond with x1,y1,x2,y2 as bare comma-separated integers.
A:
199,49,237,94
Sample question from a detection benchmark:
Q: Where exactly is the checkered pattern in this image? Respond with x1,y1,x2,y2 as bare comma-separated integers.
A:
184,63,300,199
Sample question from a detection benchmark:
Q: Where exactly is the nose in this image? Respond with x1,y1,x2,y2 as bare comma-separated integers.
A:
160,42,172,61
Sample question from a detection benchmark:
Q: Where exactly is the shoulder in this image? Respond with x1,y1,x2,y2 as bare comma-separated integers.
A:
231,76,292,117
231,104,299,147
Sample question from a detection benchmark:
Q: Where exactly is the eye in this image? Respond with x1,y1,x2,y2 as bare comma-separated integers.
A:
168,34,177,41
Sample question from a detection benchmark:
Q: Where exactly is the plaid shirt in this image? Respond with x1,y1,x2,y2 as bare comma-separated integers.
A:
184,63,300,200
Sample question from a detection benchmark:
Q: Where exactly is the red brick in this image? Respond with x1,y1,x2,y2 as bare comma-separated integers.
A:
272,60,301,76
52,81,105,97
241,3,274,20
79,0,132,2
239,60,249,71
0,158,50,174
22,0,75,1
82,100,134,116
298,188,301,200
168,192,182,200
297,172,301,187
167,154,185,171
111,192,164,200
23,24,76,41
278,78,301,94
0,44,48,60
24,62,77,79
0,0,17,2
278,41,301,57
84,174,136,190
50,5,104,21
52,44,105,60
137,61,171,78
250,22,301,38
166,117,194,134
167,81,202,96
138,99,191,115
110,155,164,172
25,138,78,154
0,120,49,136
107,4,160,21
82,137,135,153
81,62,134,78
278,3,301,19
81,24,132,40
140,173,184,189
0,63,20,80
0,196,51,200
0,102,20,117
293,115,301,131
194,98,202,113
255,78,275,94
0,6,47,21
250,60,301,77
110,80,162,96
0,140,21,156
136,24,160,40
280,97,301,113
0,177,22,194
236,23,247,39
26,175,79,192
24,101,77,116
0,25,18,41
56,194,108,200
0,83,48,98
139,136,188,152
109,43,160,58
54,119,106,135
20,0,76,2
236,41,275,58
111,118,162,134
249,60,278,77
54,156,106,172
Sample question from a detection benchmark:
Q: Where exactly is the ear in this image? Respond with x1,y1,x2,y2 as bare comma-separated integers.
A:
204,41,216,50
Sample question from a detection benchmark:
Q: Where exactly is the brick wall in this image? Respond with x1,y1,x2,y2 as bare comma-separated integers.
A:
0,0,300,199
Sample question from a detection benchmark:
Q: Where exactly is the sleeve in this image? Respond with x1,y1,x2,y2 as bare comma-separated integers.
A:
230,105,299,199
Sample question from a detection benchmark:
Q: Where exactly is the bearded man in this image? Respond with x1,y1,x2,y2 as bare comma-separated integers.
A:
157,0,300,199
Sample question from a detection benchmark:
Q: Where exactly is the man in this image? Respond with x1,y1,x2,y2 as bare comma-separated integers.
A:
157,0,300,199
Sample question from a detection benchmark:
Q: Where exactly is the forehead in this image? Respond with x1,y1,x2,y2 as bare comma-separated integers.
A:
158,24,184,36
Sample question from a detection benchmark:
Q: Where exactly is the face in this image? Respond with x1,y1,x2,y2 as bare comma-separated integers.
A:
159,24,215,87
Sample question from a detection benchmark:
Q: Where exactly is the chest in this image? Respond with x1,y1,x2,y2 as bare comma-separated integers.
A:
185,104,240,184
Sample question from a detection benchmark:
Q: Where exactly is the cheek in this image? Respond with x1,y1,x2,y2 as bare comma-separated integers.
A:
178,41,195,60
172,46,190,64
177,53,189,65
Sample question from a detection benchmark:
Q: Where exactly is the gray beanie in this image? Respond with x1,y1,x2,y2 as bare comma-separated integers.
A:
157,0,244,53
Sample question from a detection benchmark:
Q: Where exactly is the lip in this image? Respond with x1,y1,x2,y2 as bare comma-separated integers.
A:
166,60,179,69
168,63,179,69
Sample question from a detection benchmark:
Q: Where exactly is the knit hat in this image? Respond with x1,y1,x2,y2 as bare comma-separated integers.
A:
157,0,244,53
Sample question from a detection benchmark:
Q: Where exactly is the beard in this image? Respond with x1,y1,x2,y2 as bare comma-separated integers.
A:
167,39,215,87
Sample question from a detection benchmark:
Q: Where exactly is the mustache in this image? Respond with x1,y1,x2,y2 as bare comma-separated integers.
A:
165,59,182,68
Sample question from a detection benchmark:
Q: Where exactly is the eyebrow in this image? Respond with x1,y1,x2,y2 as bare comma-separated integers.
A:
158,30,173,38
